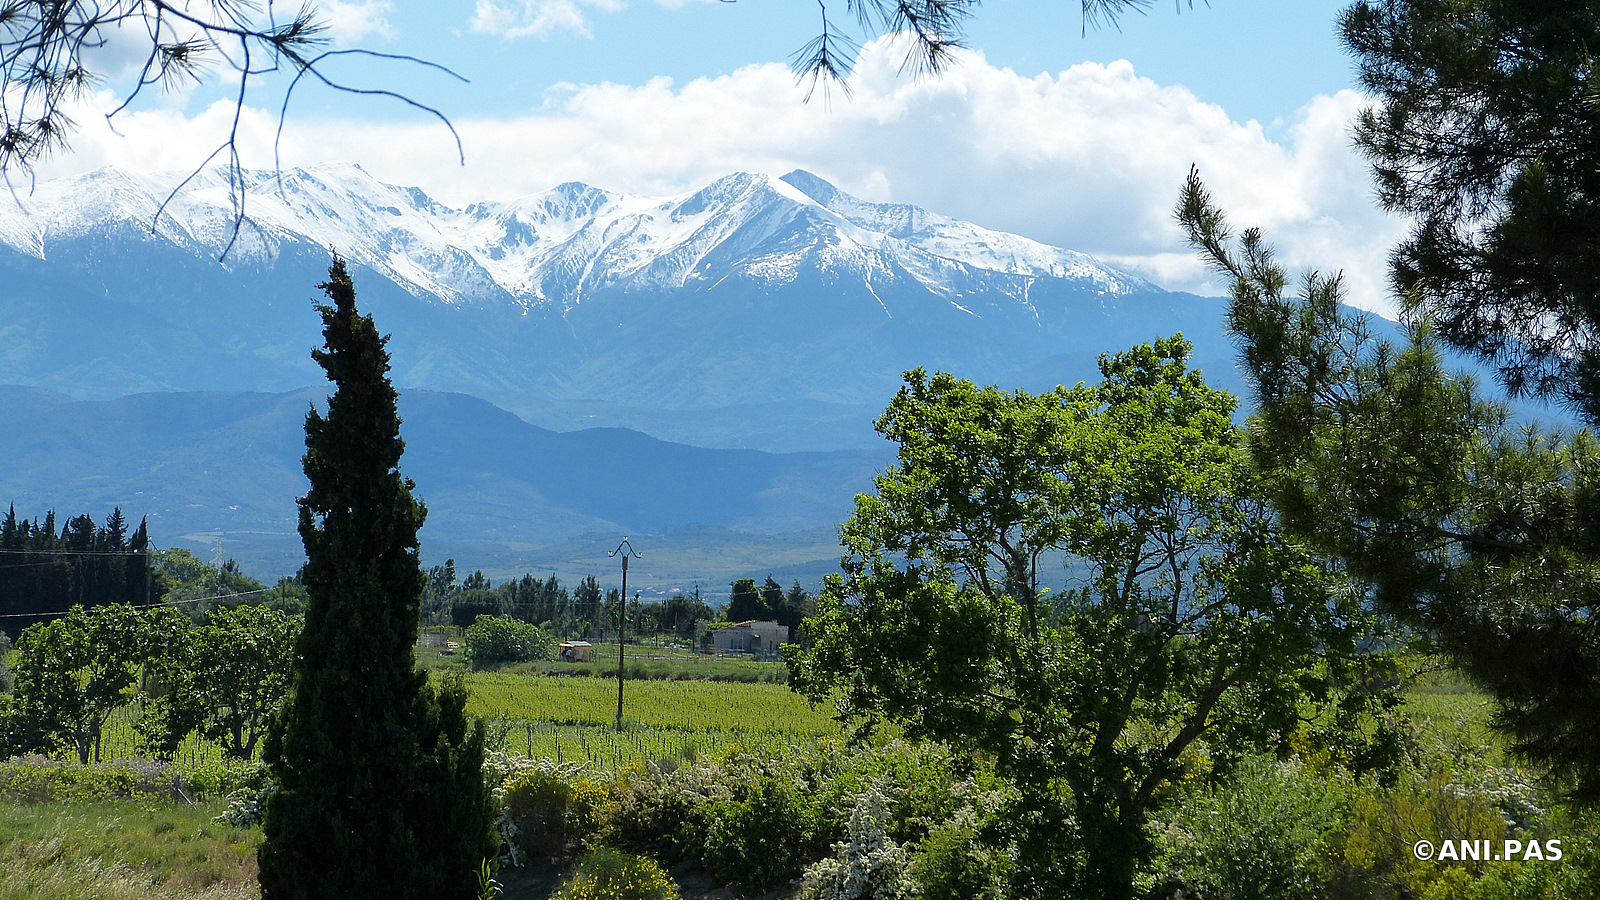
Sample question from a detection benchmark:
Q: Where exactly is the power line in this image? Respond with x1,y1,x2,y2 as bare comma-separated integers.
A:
0,547,151,556
0,586,277,619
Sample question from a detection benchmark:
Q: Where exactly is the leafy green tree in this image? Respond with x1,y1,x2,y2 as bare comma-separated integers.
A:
463,615,555,669
141,605,301,760
727,577,768,622
1179,171,1600,802
152,547,215,596
450,589,502,628
266,575,310,615
1342,1,1600,424
659,590,714,638
257,260,495,900
575,575,603,637
760,576,784,613
150,548,274,621
6,603,182,763
787,343,1395,900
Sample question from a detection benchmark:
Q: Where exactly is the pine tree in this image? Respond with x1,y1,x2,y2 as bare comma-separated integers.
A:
1342,1,1600,423
257,260,495,899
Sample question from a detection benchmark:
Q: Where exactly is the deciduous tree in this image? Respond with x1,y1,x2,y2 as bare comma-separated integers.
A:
6,602,182,763
727,577,768,622
140,604,300,760
787,341,1395,900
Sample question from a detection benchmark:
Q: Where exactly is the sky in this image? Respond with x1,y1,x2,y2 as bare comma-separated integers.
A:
23,0,1407,313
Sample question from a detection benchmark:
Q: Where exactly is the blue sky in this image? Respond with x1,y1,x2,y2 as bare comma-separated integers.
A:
278,1,1355,132
34,0,1403,312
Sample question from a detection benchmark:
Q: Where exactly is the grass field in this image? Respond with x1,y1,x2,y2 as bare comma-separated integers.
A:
0,800,258,900
464,672,836,734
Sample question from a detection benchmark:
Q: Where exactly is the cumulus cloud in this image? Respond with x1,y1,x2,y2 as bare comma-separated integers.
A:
317,0,397,44
469,0,624,40
22,37,1406,314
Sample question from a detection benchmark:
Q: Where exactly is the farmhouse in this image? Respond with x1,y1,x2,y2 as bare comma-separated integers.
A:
710,620,788,652
559,640,593,662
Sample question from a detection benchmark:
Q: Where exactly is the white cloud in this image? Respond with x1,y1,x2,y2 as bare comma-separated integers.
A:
317,1,397,44
24,37,1406,315
469,0,625,40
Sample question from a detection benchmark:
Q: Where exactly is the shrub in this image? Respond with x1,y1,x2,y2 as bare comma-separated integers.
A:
702,776,816,894
913,811,1010,900
602,758,725,866
499,759,607,858
805,780,915,900
1340,766,1524,900
504,766,575,855
550,848,680,900
0,755,253,802
570,778,612,836
464,615,555,668
0,629,12,693
1157,756,1344,900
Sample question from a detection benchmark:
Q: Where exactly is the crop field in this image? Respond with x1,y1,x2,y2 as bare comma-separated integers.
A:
485,720,833,774
63,710,245,772
43,667,840,773
464,672,838,734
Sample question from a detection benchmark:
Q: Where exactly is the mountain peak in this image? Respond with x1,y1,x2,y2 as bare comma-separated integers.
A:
0,164,1153,304
779,169,839,205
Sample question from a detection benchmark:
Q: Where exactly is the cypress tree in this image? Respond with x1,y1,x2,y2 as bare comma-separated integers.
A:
257,260,495,900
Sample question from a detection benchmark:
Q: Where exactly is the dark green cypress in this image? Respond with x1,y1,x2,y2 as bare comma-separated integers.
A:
257,259,495,900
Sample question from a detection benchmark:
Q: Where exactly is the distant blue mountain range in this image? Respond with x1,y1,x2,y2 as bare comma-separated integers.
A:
0,385,890,582
6,165,1479,588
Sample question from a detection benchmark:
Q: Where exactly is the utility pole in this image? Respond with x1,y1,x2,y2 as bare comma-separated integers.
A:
609,538,641,730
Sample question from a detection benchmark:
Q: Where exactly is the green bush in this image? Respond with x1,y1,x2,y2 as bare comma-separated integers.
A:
602,759,717,866
0,629,12,694
804,780,915,900
1157,756,1344,900
499,761,610,857
503,766,575,854
464,615,555,669
702,776,816,894
913,812,1010,900
550,848,680,900
0,756,251,803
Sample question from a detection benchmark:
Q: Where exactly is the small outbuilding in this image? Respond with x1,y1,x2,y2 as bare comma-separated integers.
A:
559,641,593,662
710,620,789,653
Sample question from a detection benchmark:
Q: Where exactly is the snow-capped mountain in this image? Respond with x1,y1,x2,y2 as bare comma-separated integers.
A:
0,164,1150,308
0,165,1227,450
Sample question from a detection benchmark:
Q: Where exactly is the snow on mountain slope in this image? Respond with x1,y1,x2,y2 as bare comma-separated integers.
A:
778,169,1144,294
0,165,1150,311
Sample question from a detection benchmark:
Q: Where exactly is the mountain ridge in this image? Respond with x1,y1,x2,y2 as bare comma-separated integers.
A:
0,165,1152,309
0,384,890,578
0,165,1229,451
